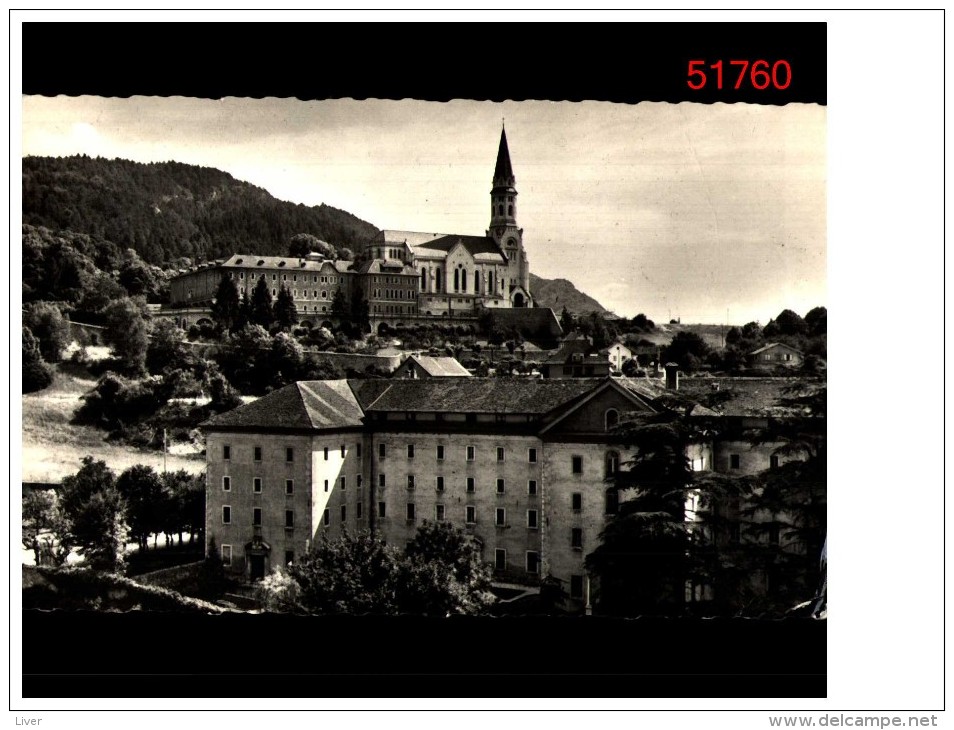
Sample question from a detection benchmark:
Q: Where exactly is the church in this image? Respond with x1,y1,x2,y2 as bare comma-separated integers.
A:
363,125,534,316
163,126,535,333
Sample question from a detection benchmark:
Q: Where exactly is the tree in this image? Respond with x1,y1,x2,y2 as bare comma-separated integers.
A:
210,274,241,333
274,284,299,331
586,410,700,616
631,313,655,332
22,489,71,566
101,296,150,374
349,289,371,335
330,289,349,324
402,521,494,615
22,327,54,393
338,247,354,261
235,290,252,332
23,302,70,363
804,306,827,337
663,331,711,371
116,465,165,551
59,457,129,573
559,306,575,333
250,275,274,329
118,249,162,301
771,309,807,337
289,233,335,259
283,532,406,615
146,319,192,375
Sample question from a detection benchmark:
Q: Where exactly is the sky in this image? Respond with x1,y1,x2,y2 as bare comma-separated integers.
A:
21,96,825,325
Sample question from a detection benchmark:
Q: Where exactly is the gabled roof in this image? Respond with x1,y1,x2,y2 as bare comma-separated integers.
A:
539,377,658,434
355,259,418,276
220,254,336,272
404,355,472,377
414,234,507,258
378,230,448,246
359,378,598,415
201,380,364,432
749,342,803,356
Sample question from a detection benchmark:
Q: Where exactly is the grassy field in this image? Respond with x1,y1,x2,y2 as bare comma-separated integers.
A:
20,368,205,484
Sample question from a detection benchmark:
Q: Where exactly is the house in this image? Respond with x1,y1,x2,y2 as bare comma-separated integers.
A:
748,342,803,368
539,334,611,379
602,341,634,373
398,354,472,379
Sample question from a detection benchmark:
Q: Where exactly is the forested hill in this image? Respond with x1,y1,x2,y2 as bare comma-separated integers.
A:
22,155,379,265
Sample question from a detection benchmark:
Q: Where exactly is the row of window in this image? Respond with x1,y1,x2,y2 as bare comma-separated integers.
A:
230,272,343,285
381,444,538,463
379,474,539,495
223,444,359,462
222,475,366,493
221,505,295,528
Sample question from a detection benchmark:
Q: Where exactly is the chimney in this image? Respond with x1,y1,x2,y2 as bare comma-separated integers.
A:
664,363,680,390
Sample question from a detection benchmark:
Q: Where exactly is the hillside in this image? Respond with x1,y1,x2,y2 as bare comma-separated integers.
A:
529,273,608,316
22,155,379,265
22,366,204,484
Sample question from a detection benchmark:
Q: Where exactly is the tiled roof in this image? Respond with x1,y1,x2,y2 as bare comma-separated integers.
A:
379,230,448,246
675,377,822,417
749,342,803,356
201,380,364,431
355,259,418,276
406,355,472,377
220,254,335,272
359,377,599,414
486,309,563,346
414,234,506,258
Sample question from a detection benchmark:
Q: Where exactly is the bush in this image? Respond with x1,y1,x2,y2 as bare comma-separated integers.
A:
23,327,54,393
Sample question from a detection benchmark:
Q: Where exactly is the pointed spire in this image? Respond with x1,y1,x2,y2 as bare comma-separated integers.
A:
493,124,515,184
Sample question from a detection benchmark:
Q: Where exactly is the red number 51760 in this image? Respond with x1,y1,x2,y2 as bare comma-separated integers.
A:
687,60,792,90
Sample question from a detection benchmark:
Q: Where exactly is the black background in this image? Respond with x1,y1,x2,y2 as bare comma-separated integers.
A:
18,17,826,701
21,21,825,105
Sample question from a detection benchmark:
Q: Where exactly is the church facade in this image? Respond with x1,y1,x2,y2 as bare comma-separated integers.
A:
162,127,534,332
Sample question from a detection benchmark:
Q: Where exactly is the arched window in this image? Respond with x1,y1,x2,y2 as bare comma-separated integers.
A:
605,409,620,431
474,270,480,293
420,269,426,291
605,488,619,516
489,271,495,294
605,450,620,477
508,204,513,216
436,269,442,292
454,269,459,292
498,204,504,216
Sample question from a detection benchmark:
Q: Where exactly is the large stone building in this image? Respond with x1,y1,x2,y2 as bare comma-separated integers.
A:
162,126,534,333
202,376,688,607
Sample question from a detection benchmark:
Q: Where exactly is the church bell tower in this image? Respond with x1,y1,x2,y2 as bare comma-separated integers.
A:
487,124,531,305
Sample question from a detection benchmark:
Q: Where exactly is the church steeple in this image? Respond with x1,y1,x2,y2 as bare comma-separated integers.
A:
490,123,517,228
493,124,515,186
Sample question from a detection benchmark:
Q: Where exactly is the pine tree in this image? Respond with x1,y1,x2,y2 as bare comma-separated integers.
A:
349,289,370,335
210,274,241,332
559,306,575,333
274,284,298,331
22,326,54,393
250,275,274,329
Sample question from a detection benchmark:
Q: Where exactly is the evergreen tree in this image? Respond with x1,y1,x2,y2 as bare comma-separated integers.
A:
59,457,129,574
116,465,165,551
559,306,575,333
349,289,371,335
274,284,298,331
330,289,349,325
210,274,241,333
250,275,274,329
235,290,252,331
22,327,54,393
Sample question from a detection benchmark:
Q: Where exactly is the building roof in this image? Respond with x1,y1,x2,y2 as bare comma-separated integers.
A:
219,254,338,272
201,380,365,431
359,377,599,414
414,234,507,258
485,308,564,347
404,355,472,377
749,342,803,356
493,126,515,183
675,377,823,417
378,230,449,247
355,259,418,276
